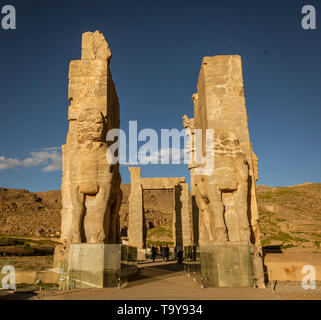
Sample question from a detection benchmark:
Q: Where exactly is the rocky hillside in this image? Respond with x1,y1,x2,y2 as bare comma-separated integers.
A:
0,188,61,237
258,183,321,252
1,183,321,250
120,186,174,241
0,185,174,241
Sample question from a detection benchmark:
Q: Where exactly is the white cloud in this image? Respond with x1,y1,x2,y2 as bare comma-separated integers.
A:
0,156,22,170
136,147,188,165
0,146,188,171
0,147,62,172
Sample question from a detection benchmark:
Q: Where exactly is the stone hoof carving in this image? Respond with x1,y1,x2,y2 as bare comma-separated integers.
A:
70,232,82,244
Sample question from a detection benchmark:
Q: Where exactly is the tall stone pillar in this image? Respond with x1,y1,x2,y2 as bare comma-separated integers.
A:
172,189,178,247
54,31,124,288
173,182,193,248
183,100,199,245
181,183,193,247
127,167,145,259
173,185,183,247
184,55,265,288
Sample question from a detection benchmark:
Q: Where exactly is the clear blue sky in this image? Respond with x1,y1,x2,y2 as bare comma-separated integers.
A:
0,0,320,192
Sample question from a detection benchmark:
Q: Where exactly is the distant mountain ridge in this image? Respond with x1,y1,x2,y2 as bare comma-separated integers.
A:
1,183,321,250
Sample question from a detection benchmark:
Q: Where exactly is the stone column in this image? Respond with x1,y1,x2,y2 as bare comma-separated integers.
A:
181,183,193,247
188,55,265,288
174,185,183,247
172,188,177,246
127,167,145,259
173,182,193,248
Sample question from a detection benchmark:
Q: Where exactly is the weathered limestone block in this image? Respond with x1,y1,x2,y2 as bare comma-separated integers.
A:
200,242,254,287
69,60,108,78
68,76,108,99
127,167,144,253
59,31,122,254
67,244,121,288
81,31,112,61
184,55,264,287
179,183,193,246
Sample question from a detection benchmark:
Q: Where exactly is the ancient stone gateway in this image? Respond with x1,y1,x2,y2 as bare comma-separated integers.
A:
54,33,265,289
183,55,265,288
54,31,125,288
127,167,193,259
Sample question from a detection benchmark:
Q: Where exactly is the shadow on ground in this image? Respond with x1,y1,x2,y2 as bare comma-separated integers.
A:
0,291,38,300
127,260,184,288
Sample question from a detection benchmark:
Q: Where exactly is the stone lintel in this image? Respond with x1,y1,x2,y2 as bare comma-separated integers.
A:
141,177,186,190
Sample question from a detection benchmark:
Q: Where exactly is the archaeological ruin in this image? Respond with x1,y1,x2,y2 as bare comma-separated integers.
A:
127,167,193,259
54,31,265,289
183,55,264,288
54,31,125,288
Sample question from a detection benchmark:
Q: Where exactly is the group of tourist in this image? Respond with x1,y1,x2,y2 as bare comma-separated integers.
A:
150,243,183,264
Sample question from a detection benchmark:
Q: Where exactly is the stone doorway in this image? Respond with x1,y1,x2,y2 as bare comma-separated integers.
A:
127,167,193,259
142,188,175,246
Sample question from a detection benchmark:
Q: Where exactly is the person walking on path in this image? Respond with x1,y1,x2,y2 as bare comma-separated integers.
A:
165,245,170,261
161,245,167,262
151,245,157,263
176,243,183,264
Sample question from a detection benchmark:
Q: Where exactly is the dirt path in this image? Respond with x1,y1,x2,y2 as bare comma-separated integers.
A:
2,259,320,300
34,260,280,300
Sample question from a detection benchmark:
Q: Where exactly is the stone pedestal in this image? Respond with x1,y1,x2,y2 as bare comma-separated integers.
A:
67,244,120,288
136,249,146,260
199,242,254,287
60,244,138,289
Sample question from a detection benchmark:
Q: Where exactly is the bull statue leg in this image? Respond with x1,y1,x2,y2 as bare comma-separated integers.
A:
234,159,251,243
88,182,112,244
69,185,85,243
208,183,228,242
195,177,214,243
108,189,123,244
